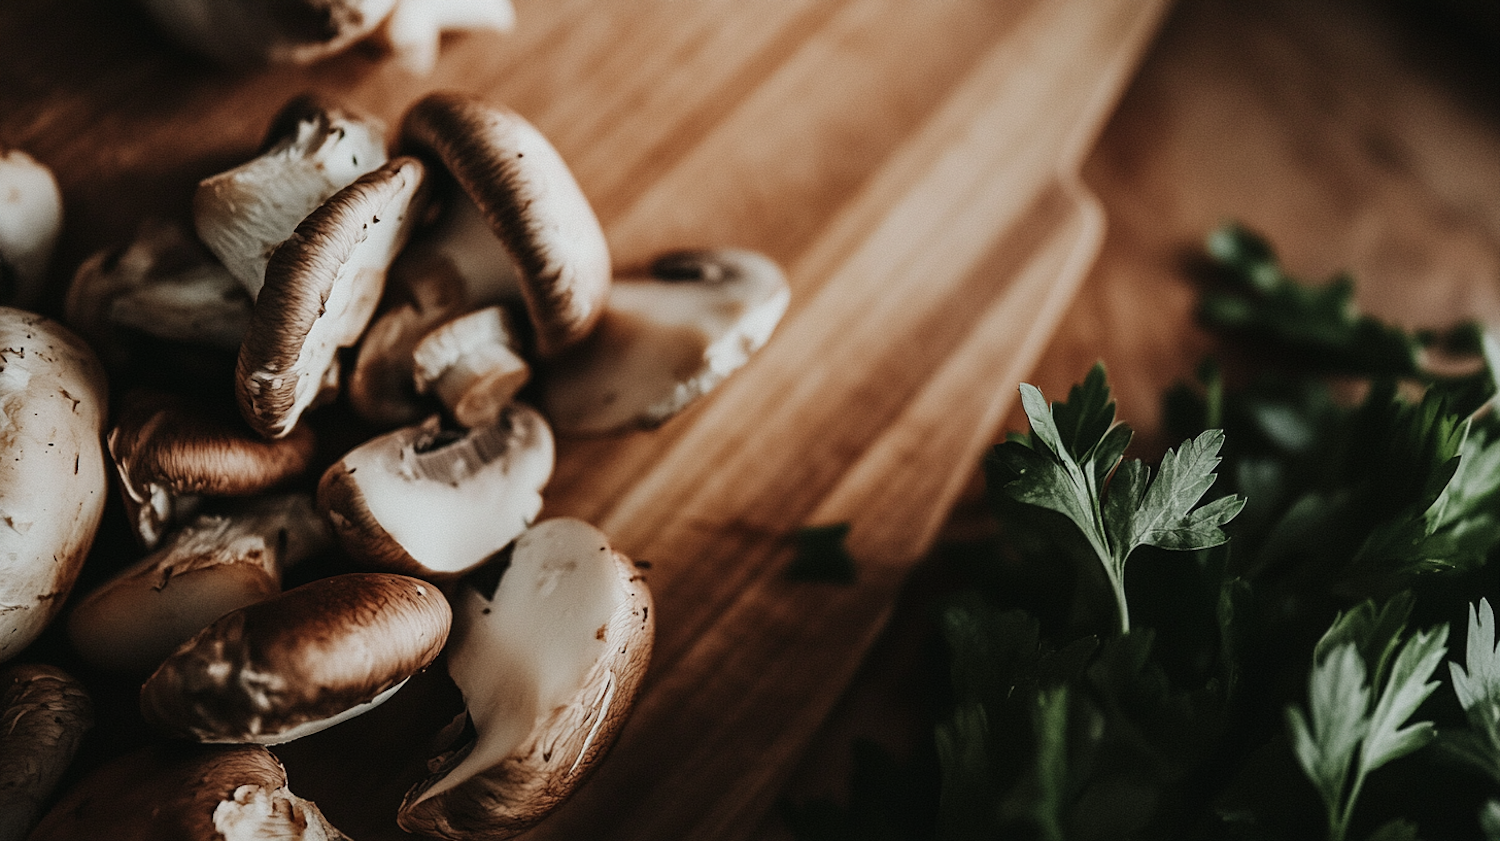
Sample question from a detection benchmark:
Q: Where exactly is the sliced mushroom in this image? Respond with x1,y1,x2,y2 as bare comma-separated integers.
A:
540,248,792,435
108,389,318,548
0,309,109,665
378,0,517,75
195,95,389,299
137,0,399,67
0,149,62,309
0,665,92,841
236,155,428,439
397,518,653,840
141,572,451,745
318,404,553,580
67,493,332,675
413,305,530,429
28,743,350,841
399,92,611,358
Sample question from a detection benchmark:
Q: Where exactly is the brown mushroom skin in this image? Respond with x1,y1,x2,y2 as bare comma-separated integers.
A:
0,664,92,841
140,572,451,744
0,308,109,665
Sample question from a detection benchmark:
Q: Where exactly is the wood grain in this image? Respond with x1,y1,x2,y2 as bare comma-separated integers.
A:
0,1,1170,838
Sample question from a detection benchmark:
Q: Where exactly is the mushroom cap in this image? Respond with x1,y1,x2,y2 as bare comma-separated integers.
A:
137,0,399,66
412,304,530,429
27,743,350,841
317,404,554,580
397,517,654,839
236,155,428,439
399,92,610,358
0,664,93,841
540,248,792,435
140,572,451,745
0,148,63,309
108,389,318,548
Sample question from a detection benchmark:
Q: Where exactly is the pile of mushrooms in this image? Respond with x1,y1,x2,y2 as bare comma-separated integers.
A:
0,88,788,839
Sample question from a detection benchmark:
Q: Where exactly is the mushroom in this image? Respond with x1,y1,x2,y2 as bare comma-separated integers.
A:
399,91,611,358
235,155,428,439
108,389,318,548
140,572,451,744
136,0,400,67
317,403,553,580
65,219,253,377
413,305,530,429
0,149,63,310
0,308,109,665
195,94,389,299
540,248,792,435
0,665,92,841
67,493,332,675
377,0,517,76
397,517,654,840
28,743,350,840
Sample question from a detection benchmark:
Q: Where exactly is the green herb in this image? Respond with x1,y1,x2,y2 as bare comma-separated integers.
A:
786,522,858,583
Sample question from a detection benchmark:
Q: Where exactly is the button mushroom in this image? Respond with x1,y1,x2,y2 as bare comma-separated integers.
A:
28,743,350,841
0,149,63,310
141,572,451,745
540,248,792,435
136,0,400,67
67,493,332,675
0,664,92,841
317,403,553,581
235,155,428,439
107,389,318,549
412,305,530,429
195,95,389,299
0,308,109,665
397,517,654,840
398,91,611,358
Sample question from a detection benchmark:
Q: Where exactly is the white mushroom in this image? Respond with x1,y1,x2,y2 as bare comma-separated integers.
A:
0,149,63,310
317,403,553,581
195,95,388,299
398,517,654,840
540,248,792,435
377,0,517,76
0,665,92,841
0,308,109,665
412,305,530,429
67,493,332,675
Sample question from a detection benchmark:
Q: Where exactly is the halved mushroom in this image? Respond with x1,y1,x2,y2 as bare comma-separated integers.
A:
195,95,388,299
0,665,92,841
236,155,428,439
413,305,530,429
377,0,517,75
399,92,611,358
28,743,349,841
0,149,63,309
318,403,553,580
108,389,318,548
540,248,792,435
137,0,398,67
397,517,654,840
67,493,332,675
141,572,451,745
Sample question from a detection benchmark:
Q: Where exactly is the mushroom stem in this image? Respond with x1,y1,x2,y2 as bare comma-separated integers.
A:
413,305,530,429
0,150,63,310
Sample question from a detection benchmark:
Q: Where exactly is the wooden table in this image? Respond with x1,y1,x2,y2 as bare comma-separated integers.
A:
0,1,1172,838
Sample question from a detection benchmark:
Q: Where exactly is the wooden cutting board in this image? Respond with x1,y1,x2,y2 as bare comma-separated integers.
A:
0,0,1169,837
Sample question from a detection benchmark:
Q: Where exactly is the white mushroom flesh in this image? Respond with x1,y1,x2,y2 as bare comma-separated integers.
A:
213,781,353,841
0,150,63,309
412,306,530,429
380,0,516,76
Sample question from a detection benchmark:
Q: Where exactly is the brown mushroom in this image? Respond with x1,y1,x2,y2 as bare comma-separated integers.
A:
412,305,530,429
540,248,792,435
399,92,611,358
0,149,62,310
136,0,398,67
0,665,92,841
28,743,349,841
397,517,653,840
317,404,553,580
108,389,318,549
235,155,428,439
140,572,451,745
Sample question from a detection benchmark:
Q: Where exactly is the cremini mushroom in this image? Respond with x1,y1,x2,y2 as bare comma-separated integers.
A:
399,91,611,358
108,389,318,548
0,308,109,665
64,219,253,378
0,664,92,841
136,0,399,67
413,305,530,429
235,155,428,439
141,572,451,745
540,248,792,435
195,95,388,299
67,493,331,675
0,149,62,310
317,404,553,580
28,743,349,841
397,517,653,840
